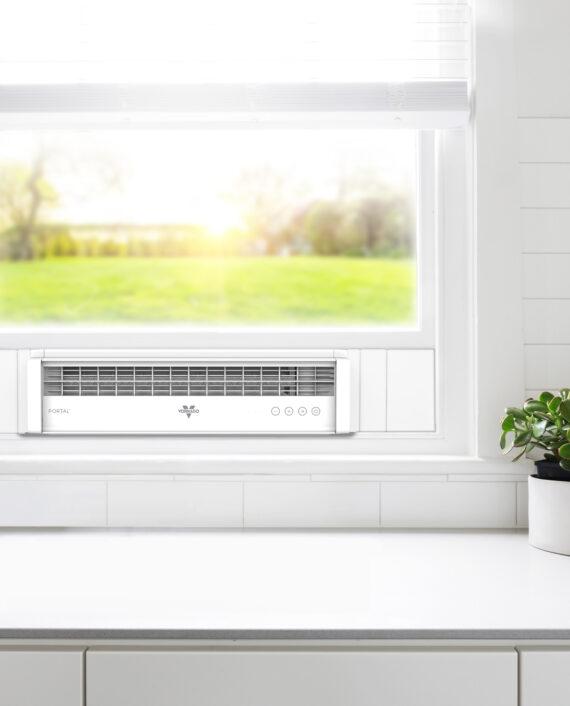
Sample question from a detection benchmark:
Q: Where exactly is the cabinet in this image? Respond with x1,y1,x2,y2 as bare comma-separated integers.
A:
520,649,570,706
87,649,516,706
0,650,83,706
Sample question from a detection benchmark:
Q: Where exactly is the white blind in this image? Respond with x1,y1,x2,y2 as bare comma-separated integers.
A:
0,0,470,84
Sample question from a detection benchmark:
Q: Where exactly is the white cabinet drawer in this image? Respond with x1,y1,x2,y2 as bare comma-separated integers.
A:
520,649,570,706
0,650,83,706
87,649,516,706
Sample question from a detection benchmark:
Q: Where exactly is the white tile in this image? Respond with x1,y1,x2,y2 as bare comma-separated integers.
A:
522,208,570,254
524,301,570,344
447,474,530,482
0,481,107,527
0,351,18,434
519,118,570,162
244,482,379,528
359,349,387,432
523,254,570,298
380,482,516,528
311,474,447,483
521,165,570,208
515,0,570,116
108,481,243,527
517,481,529,528
386,350,435,432
525,345,570,389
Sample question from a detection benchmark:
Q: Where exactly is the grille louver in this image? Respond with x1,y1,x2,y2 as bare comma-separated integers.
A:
43,364,335,397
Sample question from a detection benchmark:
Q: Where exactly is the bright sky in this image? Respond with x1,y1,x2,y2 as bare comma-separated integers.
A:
0,130,416,229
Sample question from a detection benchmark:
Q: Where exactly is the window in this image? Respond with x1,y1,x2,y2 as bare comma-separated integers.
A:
0,0,473,455
0,128,418,326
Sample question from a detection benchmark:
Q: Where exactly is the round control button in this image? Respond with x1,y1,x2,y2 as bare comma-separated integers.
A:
298,407,307,416
285,406,294,416
311,406,321,416
271,407,280,416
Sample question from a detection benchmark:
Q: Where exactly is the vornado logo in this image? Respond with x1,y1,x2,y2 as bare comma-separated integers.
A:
48,408,70,414
178,404,200,418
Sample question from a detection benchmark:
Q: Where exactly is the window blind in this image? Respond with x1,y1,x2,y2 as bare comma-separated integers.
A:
0,0,470,125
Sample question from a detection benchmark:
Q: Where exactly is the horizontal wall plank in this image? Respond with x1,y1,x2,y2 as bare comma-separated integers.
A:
524,300,570,343
525,345,570,389
0,480,106,526
521,165,570,207
523,254,570,298
380,482,516,528
0,651,83,706
244,482,379,528
521,208,570,253
108,481,243,527
515,0,570,116
519,119,570,162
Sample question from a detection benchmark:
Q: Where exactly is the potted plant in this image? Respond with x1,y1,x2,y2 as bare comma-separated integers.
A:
501,389,570,554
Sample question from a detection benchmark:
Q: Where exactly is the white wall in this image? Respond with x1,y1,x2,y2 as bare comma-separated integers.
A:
515,0,570,400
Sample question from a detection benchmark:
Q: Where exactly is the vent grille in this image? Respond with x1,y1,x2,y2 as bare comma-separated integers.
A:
43,364,335,397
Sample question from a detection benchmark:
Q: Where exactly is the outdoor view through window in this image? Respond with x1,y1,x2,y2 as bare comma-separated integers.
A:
0,129,417,326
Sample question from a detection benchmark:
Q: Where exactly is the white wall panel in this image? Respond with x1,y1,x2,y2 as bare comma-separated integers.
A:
515,0,570,116
0,350,18,433
0,480,106,526
524,301,570,344
521,165,570,208
244,482,379,528
386,350,435,432
108,481,243,527
522,209,570,253
380,482,516,528
519,119,570,162
523,255,570,298
359,349,387,432
525,345,570,390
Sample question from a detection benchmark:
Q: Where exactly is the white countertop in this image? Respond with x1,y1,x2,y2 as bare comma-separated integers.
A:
1,529,569,638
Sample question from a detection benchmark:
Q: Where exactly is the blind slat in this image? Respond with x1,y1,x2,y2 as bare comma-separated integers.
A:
0,0,471,84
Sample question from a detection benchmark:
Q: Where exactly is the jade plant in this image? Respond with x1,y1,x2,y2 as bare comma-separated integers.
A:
500,390,570,472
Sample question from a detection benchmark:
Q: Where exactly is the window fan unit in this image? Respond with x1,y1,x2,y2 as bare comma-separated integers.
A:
19,352,353,435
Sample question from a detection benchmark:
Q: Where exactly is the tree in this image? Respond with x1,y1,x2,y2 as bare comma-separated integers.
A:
0,156,58,260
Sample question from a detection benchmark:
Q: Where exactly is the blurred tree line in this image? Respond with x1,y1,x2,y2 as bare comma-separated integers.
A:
0,160,414,260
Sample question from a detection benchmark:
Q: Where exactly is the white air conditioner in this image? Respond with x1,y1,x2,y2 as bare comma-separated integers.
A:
19,350,354,435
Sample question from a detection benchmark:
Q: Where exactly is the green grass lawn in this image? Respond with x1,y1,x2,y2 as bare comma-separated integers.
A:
0,256,415,324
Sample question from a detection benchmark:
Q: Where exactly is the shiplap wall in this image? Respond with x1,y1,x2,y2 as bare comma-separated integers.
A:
516,0,570,396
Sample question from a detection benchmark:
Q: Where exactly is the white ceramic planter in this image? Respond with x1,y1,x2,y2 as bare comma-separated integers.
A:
529,475,570,555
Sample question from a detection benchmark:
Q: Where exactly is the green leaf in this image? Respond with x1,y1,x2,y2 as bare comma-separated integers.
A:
559,443,570,460
561,459,570,472
524,399,549,415
532,419,548,438
560,400,570,422
506,407,527,421
540,391,555,404
511,447,527,462
501,415,515,432
514,430,532,447
548,396,562,413
560,389,570,401
500,430,514,452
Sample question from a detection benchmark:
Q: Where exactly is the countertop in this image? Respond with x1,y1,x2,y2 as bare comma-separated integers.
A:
1,529,570,640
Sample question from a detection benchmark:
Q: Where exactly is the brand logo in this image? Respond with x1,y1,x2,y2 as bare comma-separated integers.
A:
48,408,70,414
178,404,200,418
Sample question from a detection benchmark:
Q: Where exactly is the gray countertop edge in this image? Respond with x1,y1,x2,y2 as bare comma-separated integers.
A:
2,629,570,641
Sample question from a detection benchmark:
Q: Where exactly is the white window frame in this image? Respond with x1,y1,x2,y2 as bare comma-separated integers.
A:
0,89,474,460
